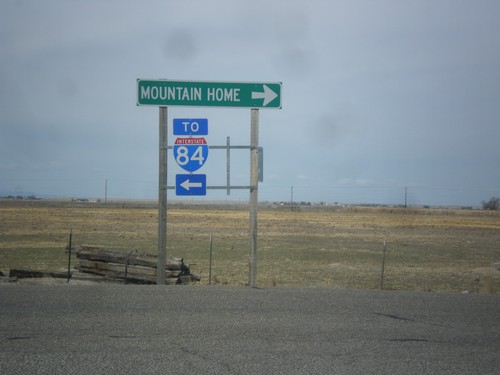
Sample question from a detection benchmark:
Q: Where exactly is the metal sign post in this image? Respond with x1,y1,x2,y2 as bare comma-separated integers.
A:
249,109,259,287
157,107,168,285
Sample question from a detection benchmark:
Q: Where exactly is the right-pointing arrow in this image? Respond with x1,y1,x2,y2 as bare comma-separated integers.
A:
252,85,278,106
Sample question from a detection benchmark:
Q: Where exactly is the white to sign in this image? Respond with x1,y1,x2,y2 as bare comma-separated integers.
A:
173,137,209,172
173,118,208,135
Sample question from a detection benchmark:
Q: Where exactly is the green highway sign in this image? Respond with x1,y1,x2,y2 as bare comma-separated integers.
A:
137,79,282,109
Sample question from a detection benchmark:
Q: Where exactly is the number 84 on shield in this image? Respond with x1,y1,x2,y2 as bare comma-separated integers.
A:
173,137,209,172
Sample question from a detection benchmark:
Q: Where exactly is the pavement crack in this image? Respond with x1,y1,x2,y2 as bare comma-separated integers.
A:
374,312,414,321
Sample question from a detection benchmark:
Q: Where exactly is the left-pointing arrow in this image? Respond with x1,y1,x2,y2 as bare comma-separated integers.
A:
176,174,206,196
251,85,278,106
180,179,202,191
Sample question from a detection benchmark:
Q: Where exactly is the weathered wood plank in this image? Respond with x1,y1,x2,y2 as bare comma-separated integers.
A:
77,267,154,284
9,269,70,279
78,260,182,279
73,246,195,285
76,246,185,270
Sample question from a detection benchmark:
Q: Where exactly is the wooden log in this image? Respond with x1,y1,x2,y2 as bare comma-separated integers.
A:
78,260,182,284
9,269,71,279
76,246,185,270
70,271,123,283
73,246,194,285
78,260,182,278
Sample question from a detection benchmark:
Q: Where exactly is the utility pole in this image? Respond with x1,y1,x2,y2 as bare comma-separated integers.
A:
290,186,294,211
405,187,408,208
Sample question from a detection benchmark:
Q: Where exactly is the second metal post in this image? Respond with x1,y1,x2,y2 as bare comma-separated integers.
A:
249,109,259,287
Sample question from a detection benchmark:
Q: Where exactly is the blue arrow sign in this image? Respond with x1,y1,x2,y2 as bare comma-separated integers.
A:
173,137,209,172
173,119,208,135
176,174,206,196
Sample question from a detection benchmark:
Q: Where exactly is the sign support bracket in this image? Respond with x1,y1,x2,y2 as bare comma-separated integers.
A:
166,143,257,194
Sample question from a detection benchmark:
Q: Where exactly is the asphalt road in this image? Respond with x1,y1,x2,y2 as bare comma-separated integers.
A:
1,285,499,374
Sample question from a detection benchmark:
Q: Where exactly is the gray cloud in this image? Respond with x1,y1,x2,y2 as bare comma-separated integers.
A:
164,29,198,62
1,0,499,206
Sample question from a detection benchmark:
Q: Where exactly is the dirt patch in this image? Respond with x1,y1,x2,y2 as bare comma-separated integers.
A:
472,267,500,276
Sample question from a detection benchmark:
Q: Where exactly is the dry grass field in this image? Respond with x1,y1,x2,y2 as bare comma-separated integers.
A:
1,200,499,293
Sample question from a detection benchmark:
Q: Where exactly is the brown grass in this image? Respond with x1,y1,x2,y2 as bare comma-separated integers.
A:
1,200,499,293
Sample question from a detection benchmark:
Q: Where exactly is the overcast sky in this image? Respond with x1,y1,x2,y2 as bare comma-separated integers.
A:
1,0,499,206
